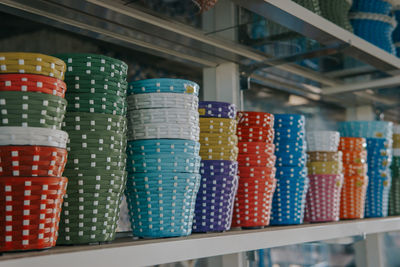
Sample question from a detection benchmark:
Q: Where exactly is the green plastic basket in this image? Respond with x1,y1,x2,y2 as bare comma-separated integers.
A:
319,0,353,32
293,0,321,15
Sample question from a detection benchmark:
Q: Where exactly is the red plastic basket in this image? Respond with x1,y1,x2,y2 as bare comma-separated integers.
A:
232,177,276,228
0,74,66,98
237,111,274,128
237,127,275,143
0,146,67,177
238,142,275,155
0,176,67,251
237,166,276,179
237,153,276,168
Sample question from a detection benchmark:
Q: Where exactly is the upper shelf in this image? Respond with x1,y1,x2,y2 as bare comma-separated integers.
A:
232,0,400,75
1,218,400,267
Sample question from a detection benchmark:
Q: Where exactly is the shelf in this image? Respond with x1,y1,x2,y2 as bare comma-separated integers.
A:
232,0,400,75
1,218,400,267
0,0,339,87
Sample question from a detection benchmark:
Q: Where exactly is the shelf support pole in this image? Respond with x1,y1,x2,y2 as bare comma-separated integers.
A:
354,233,386,267
202,1,243,264
202,0,241,108
345,105,376,121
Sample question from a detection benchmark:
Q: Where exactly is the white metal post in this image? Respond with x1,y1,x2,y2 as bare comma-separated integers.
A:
354,233,386,267
203,63,240,106
202,1,243,267
345,105,376,121
202,0,240,107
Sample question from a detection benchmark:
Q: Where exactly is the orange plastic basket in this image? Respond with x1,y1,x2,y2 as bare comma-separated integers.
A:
340,175,368,219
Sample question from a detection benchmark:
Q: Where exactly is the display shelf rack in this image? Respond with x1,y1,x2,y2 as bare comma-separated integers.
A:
1,218,400,267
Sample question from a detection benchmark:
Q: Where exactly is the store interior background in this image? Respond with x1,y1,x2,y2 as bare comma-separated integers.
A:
1,0,400,266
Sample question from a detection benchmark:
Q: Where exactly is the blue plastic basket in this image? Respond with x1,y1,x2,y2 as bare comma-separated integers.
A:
274,114,305,129
393,10,400,43
275,152,307,167
271,114,308,224
339,121,394,139
125,172,201,238
127,153,201,173
270,176,309,225
350,14,396,54
365,174,391,217
128,78,200,96
127,139,200,156
351,0,392,15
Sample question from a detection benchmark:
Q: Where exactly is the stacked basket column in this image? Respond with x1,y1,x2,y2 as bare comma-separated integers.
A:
271,114,309,225
232,112,277,228
339,121,393,218
350,0,396,53
393,6,400,56
319,0,353,31
0,52,68,251
126,78,201,238
339,137,368,219
55,54,128,244
193,101,239,232
305,131,343,222
390,125,400,215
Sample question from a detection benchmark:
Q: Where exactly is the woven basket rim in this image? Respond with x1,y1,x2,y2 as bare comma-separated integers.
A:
349,12,397,27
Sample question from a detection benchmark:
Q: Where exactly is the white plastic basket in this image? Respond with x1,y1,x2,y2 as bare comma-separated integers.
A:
127,108,199,125
306,131,340,152
0,126,69,148
127,93,198,110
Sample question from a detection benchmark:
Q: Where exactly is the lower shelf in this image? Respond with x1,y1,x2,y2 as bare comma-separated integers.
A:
2,217,400,267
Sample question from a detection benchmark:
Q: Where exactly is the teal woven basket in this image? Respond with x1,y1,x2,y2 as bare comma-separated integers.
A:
319,0,353,32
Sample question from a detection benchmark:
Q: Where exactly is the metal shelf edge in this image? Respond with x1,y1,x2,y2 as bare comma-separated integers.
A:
1,217,400,267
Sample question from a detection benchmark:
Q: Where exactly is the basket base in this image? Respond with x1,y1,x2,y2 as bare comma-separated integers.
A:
0,246,53,253
241,226,265,230
57,241,113,246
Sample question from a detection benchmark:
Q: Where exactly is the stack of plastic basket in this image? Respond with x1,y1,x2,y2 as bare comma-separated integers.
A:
126,78,201,238
0,52,68,251
319,0,353,32
339,121,393,217
389,125,400,215
192,101,239,232
305,131,343,222
292,0,321,15
55,54,128,244
270,114,309,225
350,0,396,53
393,6,400,56
339,137,368,219
232,112,277,228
